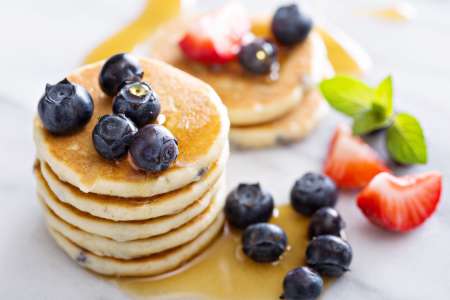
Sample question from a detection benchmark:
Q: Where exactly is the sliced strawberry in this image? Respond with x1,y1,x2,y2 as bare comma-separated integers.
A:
324,124,389,189
178,4,250,64
357,171,442,232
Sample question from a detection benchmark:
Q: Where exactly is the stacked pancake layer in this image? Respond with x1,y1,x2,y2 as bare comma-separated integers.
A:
145,17,334,148
33,58,230,277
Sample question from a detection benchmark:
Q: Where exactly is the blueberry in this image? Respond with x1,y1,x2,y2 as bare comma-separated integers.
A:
99,53,143,96
238,39,278,74
306,235,353,277
281,267,323,300
308,207,346,240
225,183,274,229
113,81,160,127
242,223,287,263
92,114,137,160
290,172,338,216
271,4,313,46
38,78,93,135
129,124,178,173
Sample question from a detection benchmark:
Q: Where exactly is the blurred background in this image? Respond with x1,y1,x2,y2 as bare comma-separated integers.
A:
1,0,449,299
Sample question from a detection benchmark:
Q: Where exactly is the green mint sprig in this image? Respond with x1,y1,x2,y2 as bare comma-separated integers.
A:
319,75,427,165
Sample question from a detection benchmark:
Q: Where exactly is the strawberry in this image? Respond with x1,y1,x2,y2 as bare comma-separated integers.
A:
324,124,389,189
357,171,442,232
178,4,250,64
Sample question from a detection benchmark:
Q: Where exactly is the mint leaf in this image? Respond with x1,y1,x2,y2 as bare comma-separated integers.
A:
374,75,393,117
352,109,391,135
386,113,427,164
319,76,374,117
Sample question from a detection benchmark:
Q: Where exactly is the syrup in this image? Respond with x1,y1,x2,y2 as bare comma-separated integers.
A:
116,204,330,299
84,0,181,64
366,3,415,22
315,27,372,76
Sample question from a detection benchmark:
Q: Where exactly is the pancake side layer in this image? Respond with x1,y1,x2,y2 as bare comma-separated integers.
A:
39,144,228,221
230,90,328,149
41,182,225,259
36,168,225,241
47,213,225,277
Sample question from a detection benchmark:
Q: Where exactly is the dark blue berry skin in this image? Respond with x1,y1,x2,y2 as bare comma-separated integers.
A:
308,207,346,240
99,53,143,96
281,267,323,300
306,235,353,277
238,39,278,74
271,4,313,46
225,183,274,229
113,81,160,127
38,79,93,135
242,223,287,263
129,124,178,173
290,172,338,216
92,114,137,160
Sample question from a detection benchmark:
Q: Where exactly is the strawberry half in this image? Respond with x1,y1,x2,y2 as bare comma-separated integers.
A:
178,4,250,64
357,171,442,232
324,124,389,189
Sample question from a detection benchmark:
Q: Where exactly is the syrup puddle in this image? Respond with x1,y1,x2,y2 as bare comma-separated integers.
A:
115,204,331,299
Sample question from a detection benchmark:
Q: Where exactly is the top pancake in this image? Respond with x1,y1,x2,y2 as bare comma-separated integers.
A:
145,17,329,126
34,58,229,197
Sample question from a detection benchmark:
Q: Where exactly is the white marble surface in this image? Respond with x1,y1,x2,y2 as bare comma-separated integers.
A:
1,0,449,299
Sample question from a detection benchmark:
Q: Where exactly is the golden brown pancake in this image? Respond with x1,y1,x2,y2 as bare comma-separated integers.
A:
145,17,330,126
34,58,229,197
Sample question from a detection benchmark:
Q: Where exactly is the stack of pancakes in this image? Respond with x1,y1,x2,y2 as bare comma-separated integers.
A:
145,17,334,148
33,58,230,277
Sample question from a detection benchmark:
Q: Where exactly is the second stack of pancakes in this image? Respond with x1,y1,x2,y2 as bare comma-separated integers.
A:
146,16,334,148
33,58,230,277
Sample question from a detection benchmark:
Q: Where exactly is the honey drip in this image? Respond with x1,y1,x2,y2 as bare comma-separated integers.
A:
84,0,181,64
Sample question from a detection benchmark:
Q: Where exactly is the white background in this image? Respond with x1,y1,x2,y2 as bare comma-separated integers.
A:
0,0,449,299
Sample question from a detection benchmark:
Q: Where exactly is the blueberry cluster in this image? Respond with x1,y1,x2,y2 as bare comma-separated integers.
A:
237,4,312,75
93,53,177,173
38,53,178,173
224,183,285,263
224,172,352,300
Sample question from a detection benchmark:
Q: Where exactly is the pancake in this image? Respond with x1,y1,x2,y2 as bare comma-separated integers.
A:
39,144,228,221
34,58,229,197
145,17,331,126
40,183,225,259
47,213,225,277
35,167,225,242
230,90,328,149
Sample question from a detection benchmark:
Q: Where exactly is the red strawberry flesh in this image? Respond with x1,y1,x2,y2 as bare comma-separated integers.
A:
324,124,389,189
357,171,442,232
179,4,250,64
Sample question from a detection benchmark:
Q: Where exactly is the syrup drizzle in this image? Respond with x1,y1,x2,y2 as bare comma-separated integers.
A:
84,0,181,64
